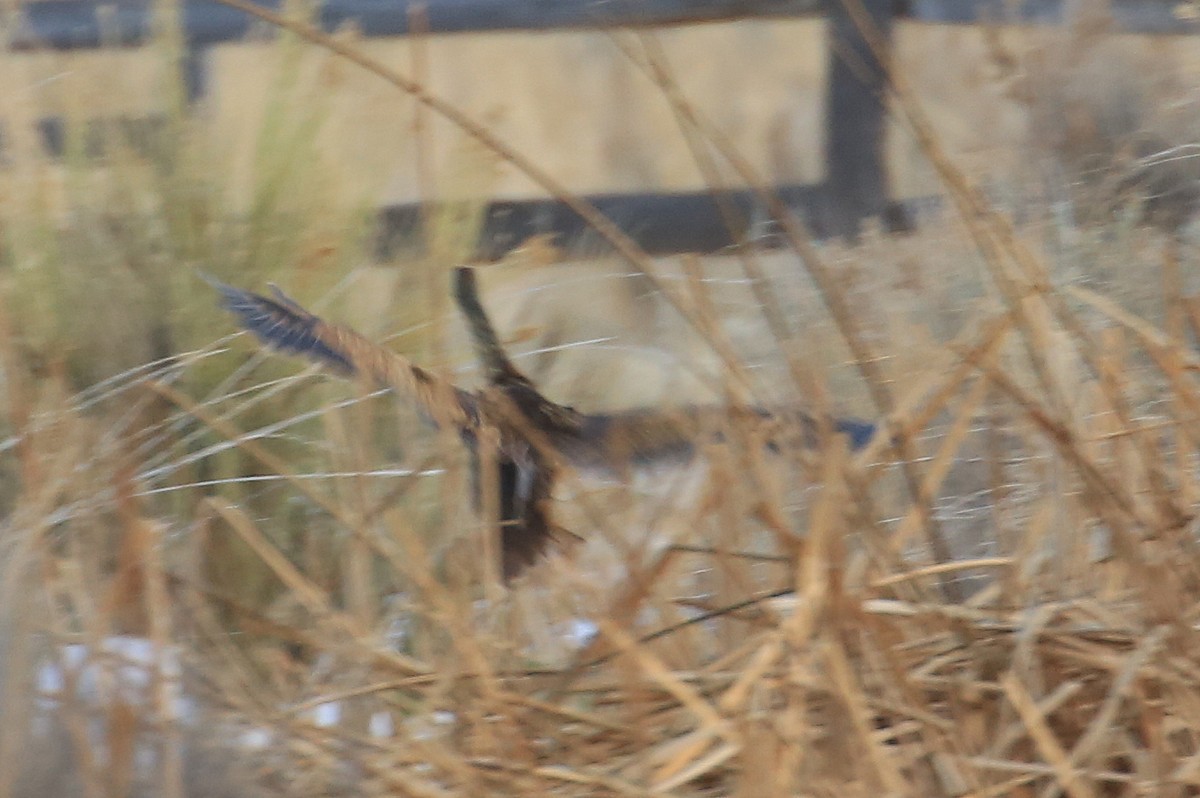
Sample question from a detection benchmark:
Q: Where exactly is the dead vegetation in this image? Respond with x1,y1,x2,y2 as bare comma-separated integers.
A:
0,4,1199,797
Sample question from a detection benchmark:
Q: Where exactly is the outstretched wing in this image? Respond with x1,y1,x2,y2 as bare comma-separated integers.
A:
211,277,478,432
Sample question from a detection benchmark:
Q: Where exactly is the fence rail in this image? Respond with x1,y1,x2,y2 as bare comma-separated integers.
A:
5,0,1198,256
11,1,827,49
10,0,1198,48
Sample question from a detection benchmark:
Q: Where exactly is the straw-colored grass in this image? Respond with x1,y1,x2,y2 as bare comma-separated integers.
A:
1,4,1200,797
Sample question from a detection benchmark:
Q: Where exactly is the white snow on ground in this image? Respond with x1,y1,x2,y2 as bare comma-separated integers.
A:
561,618,599,647
308,700,341,728
31,625,592,751
369,710,395,738
36,636,191,721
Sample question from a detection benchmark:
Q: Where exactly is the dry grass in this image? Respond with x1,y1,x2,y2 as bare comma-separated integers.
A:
1,5,1200,797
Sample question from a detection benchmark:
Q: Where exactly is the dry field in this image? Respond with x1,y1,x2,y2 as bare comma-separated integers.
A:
0,7,1199,798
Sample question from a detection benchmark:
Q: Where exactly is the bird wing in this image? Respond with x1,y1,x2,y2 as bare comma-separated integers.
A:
452,267,584,437
211,277,479,432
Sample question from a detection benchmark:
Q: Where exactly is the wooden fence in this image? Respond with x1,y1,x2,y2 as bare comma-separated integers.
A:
7,0,1199,255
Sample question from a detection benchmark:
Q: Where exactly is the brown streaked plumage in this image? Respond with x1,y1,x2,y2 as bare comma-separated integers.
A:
213,268,876,581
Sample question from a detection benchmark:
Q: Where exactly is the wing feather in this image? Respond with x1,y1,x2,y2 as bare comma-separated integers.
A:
453,267,583,437
214,279,356,375
212,278,477,431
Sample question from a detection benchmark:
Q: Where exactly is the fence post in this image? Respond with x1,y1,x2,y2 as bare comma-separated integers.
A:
822,0,898,239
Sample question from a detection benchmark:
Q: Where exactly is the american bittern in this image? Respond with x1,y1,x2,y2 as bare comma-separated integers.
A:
214,268,874,581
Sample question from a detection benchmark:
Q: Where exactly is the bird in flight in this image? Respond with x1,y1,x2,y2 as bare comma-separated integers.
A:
213,268,875,581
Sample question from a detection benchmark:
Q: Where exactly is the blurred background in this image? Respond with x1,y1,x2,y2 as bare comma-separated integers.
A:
1,0,1200,795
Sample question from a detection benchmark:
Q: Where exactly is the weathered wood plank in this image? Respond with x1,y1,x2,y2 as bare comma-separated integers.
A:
10,0,1197,52
374,185,930,260
10,0,826,50
909,0,1200,35
822,0,895,239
